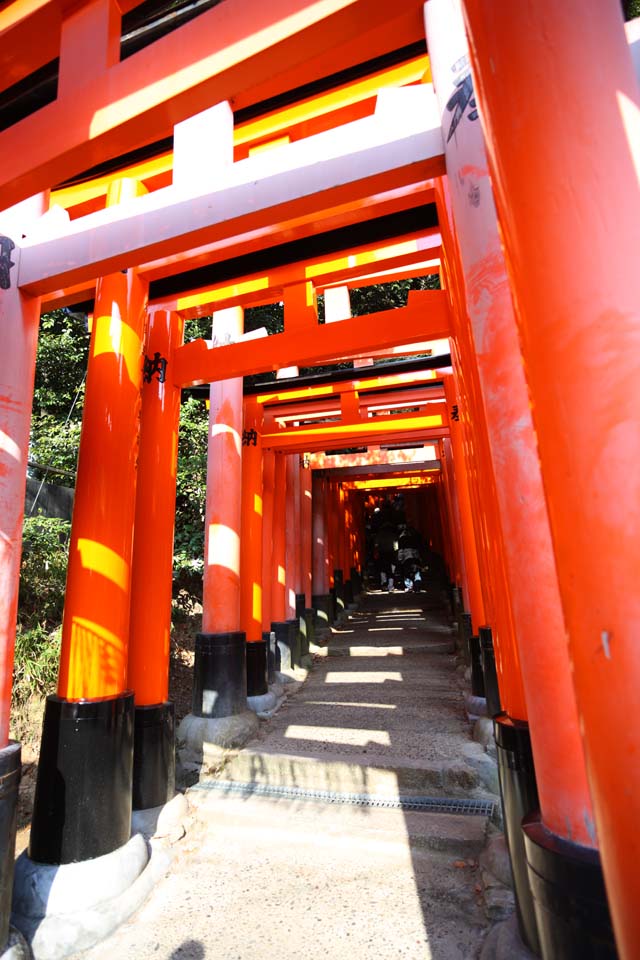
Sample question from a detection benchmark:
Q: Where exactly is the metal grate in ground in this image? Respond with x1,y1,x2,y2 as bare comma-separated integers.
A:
192,779,495,817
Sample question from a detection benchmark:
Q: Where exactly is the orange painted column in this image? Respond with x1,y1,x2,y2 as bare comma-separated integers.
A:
441,382,484,630
299,459,313,607
240,399,264,644
128,307,183,810
33,178,148,864
0,195,44,944
312,471,329,606
327,481,344,615
202,307,244,633
0,195,45,750
129,308,183,705
446,366,527,722
58,189,148,700
462,3,640,955
285,454,301,619
270,452,287,623
240,399,268,697
190,304,250,723
261,449,275,632
439,438,466,596
427,0,594,844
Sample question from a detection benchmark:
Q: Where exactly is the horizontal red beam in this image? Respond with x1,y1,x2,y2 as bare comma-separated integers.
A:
173,290,450,386
0,0,425,210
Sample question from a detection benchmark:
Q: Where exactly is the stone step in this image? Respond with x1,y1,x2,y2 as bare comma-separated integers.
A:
221,745,491,798
326,640,454,657
187,788,490,859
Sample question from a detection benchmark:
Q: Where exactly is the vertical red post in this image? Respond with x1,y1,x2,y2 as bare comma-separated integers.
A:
261,449,275,633
285,453,301,619
312,473,332,629
241,399,268,698
271,453,287,623
299,458,313,607
128,307,183,810
0,196,45,750
202,307,244,634
442,379,484,630
191,305,248,723
33,179,148,865
462,1,639,953
0,195,45,946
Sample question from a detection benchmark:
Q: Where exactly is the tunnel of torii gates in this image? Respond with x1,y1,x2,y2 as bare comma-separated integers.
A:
0,0,638,957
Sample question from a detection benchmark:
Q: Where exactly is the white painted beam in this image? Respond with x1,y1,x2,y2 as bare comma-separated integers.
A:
18,89,444,295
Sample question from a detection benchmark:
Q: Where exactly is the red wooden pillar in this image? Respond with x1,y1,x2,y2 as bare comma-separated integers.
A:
261,449,275,633
241,399,268,697
271,453,287,623
0,194,45,946
285,453,301,620
439,438,466,596
312,473,332,628
33,178,148,864
300,459,313,607
202,307,243,634
0,196,45,749
426,1,602,950
192,305,247,722
461,1,639,954
128,307,183,810
442,380,484,630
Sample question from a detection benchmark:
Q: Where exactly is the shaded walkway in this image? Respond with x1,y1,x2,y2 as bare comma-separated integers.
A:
78,590,497,960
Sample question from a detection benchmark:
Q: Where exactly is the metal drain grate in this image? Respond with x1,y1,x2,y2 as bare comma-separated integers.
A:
192,779,494,817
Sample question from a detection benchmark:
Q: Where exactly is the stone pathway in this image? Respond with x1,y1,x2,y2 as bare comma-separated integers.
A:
77,590,499,960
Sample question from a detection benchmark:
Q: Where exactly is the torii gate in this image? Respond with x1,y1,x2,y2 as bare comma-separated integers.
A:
0,2,638,958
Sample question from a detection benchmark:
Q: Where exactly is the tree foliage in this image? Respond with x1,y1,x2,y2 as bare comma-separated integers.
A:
28,276,442,587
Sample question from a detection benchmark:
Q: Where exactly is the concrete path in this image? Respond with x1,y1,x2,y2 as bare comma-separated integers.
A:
77,590,497,960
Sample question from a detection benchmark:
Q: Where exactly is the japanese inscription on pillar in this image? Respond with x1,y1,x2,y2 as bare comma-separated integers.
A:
0,236,16,290
242,428,258,446
445,56,479,143
143,352,168,384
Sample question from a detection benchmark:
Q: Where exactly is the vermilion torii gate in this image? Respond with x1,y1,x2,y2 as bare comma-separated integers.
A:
0,1,638,958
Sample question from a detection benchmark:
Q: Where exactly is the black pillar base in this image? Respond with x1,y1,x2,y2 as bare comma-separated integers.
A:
494,715,541,956
30,692,134,865
344,579,354,606
132,702,175,811
264,630,278,682
286,618,301,667
303,608,315,650
329,587,338,622
469,635,486,698
333,568,345,619
480,625,502,718
312,594,332,630
192,631,247,718
0,741,20,950
350,566,362,596
271,621,297,671
459,611,472,662
246,639,268,697
295,593,306,618
522,811,617,959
